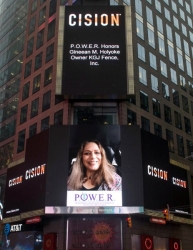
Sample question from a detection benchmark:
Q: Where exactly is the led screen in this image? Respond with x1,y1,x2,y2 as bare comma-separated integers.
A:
62,6,127,97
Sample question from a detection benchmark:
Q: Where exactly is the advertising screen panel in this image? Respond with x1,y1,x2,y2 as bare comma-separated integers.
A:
62,6,127,98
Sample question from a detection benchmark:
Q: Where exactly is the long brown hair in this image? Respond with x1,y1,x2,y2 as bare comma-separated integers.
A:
67,140,116,190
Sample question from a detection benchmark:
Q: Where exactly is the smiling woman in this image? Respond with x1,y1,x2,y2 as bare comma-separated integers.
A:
67,140,122,191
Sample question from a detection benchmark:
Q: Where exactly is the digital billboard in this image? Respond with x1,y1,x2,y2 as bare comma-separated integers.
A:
62,6,127,98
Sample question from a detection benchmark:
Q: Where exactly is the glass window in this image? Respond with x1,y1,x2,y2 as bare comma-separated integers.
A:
54,109,63,125
170,68,177,84
158,37,165,56
147,27,155,48
189,81,193,97
184,117,191,135
152,98,161,118
47,19,56,40
49,0,57,17
166,129,174,153
139,66,147,85
20,105,28,124
179,9,185,21
185,2,191,13
173,16,180,29
187,140,193,161
35,52,43,70
155,0,161,12
137,43,145,61
160,60,167,77
182,95,189,112
136,19,144,40
36,29,44,49
181,24,187,37
29,16,36,35
168,44,175,64
39,6,46,26
17,130,26,153
154,123,162,137
46,43,54,62
180,75,186,91
33,74,41,94
44,66,53,86
31,0,37,13
163,0,169,5
189,31,193,42
166,25,173,41
171,1,177,13
174,111,182,129
0,120,16,142
24,60,32,78
141,116,150,132
41,117,50,131
127,109,137,125
22,82,30,101
172,89,180,106
26,37,34,57
176,134,185,157
164,105,172,124
177,51,184,71
42,91,51,111
175,33,181,49
29,123,37,137
40,0,46,4
149,52,157,69
186,58,192,77
151,75,159,93
31,98,39,118
183,40,189,56
146,7,153,24
164,8,170,21
140,90,149,111
162,82,170,100
135,0,142,15
156,16,163,33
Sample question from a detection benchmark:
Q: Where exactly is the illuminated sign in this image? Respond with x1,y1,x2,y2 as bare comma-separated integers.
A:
62,6,127,97
147,165,168,180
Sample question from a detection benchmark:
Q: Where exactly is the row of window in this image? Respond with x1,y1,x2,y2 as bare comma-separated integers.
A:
128,109,193,158
17,109,63,153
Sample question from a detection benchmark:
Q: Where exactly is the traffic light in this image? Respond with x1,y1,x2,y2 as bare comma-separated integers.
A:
126,217,132,227
163,209,169,221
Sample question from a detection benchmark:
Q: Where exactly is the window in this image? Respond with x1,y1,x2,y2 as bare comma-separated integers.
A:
182,95,189,112
22,82,30,101
149,53,157,69
162,82,170,100
168,44,175,64
31,0,37,13
156,16,163,33
46,43,54,62
42,91,51,111
146,7,153,24
173,16,179,29
33,74,41,94
166,129,174,153
152,98,161,118
160,61,167,77
40,0,46,4
189,82,193,97
179,0,183,6
140,90,149,111
187,140,193,161
171,1,177,13
24,60,32,78
154,123,162,137
39,6,46,26
54,109,63,125
26,37,34,57
49,0,57,17
136,19,144,39
176,134,185,157
127,109,136,125
137,43,145,61
155,0,161,12
186,58,192,77
172,89,180,106
164,8,170,21
170,68,177,84
180,75,186,91
164,105,172,124
177,51,184,71
17,130,26,153
138,66,147,86
189,31,193,42
36,29,44,49
141,116,150,132
20,105,28,124
185,2,191,13
179,9,185,21
135,0,142,16
147,27,155,48
166,25,173,42
175,33,181,49
183,40,190,56
44,66,53,86
41,117,50,131
29,123,37,137
29,16,36,35
181,24,187,37
174,111,182,129
184,117,191,135
47,19,56,40
158,36,165,56
31,98,39,118
163,0,169,5
35,52,43,70
151,75,159,93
